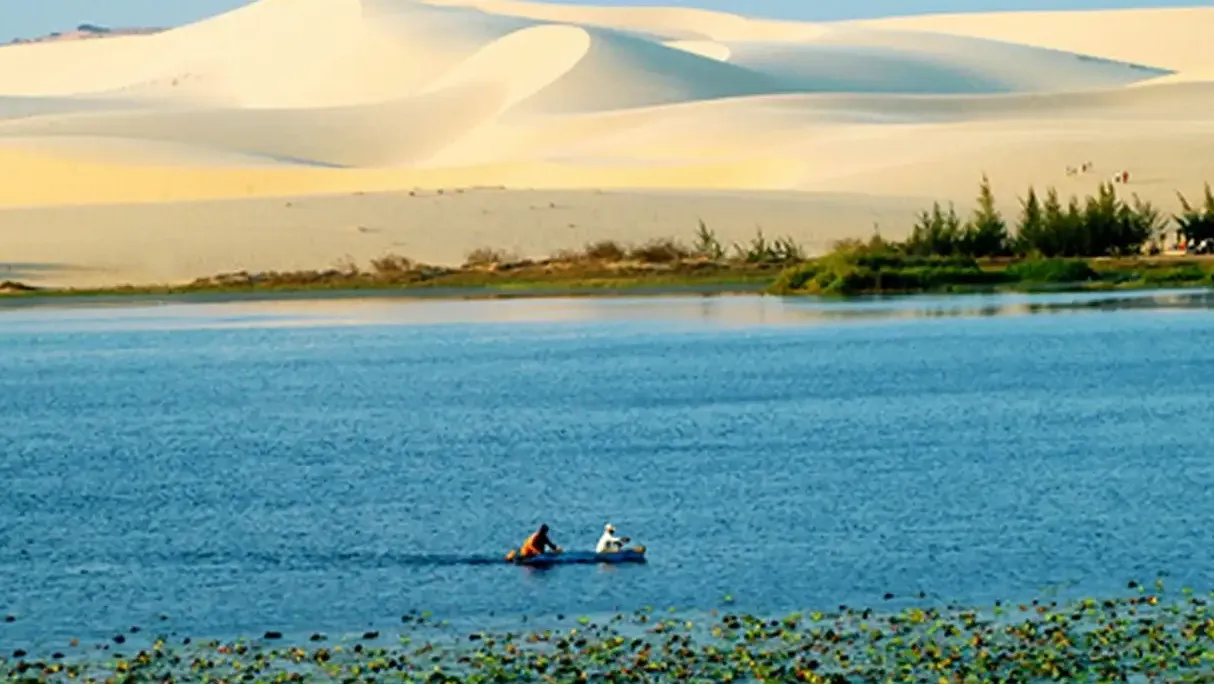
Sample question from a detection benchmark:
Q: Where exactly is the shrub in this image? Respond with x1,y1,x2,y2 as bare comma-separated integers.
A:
962,174,1011,257
905,202,964,257
1004,258,1097,283
369,253,414,275
583,240,628,262
333,256,362,276
768,261,821,294
463,247,517,268
692,220,725,260
1138,264,1210,285
628,238,690,264
1015,187,1047,257
1014,182,1161,257
732,227,804,264
1175,183,1214,243
1119,195,1169,254
770,252,999,295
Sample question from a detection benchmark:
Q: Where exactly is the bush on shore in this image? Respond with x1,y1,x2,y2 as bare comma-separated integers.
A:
1176,182,1214,244
6,178,1213,298
165,223,797,294
903,176,1170,259
771,249,1001,296
770,175,1214,295
1002,258,1098,284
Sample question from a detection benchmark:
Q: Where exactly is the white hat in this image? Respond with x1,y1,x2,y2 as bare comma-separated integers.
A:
604,523,615,532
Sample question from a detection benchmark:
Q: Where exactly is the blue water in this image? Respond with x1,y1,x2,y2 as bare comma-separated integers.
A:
2,290,1214,651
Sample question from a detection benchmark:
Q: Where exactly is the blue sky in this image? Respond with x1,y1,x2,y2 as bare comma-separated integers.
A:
2,0,1206,43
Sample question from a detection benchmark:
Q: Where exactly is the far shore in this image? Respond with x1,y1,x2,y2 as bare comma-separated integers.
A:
2,250,1212,309
5,177,1213,305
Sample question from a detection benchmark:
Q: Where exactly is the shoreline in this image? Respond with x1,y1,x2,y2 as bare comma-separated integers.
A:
5,174,1214,306
0,281,771,310
2,255,1212,309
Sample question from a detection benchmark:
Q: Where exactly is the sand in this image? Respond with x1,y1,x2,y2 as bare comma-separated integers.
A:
0,0,1212,288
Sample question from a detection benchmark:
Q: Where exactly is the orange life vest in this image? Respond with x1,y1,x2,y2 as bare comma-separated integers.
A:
520,532,544,557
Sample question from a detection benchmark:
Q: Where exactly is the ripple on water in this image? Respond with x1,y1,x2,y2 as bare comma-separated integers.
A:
1,292,1213,648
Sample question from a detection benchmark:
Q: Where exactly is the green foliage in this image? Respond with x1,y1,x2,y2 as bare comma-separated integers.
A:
1015,187,1046,256
963,174,1011,257
905,176,1010,258
1138,264,1212,285
1003,259,1097,284
692,219,725,260
896,176,1172,259
1120,194,1169,253
1175,182,1214,243
770,174,1214,297
770,252,1002,295
905,202,965,257
732,227,803,264
768,261,820,294
1014,182,1158,257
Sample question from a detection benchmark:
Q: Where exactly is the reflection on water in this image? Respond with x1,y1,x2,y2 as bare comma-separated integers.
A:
0,288,1211,333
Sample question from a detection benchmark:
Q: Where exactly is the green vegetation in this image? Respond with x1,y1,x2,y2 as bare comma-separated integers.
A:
770,177,1214,296
0,224,805,301
4,179,1214,301
6,579,1214,681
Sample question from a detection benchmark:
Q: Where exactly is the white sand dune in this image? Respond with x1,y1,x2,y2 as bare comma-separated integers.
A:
0,0,1212,287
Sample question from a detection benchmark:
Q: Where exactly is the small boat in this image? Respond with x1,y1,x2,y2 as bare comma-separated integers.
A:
504,545,647,566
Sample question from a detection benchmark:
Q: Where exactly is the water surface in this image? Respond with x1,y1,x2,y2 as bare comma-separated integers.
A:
2,290,1213,649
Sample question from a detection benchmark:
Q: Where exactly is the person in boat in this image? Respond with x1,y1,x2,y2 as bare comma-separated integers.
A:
596,523,630,554
517,524,562,559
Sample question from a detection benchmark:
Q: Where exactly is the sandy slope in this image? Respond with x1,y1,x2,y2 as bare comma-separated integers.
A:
0,0,1212,287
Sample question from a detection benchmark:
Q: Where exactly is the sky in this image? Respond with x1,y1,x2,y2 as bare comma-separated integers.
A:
1,0,1208,43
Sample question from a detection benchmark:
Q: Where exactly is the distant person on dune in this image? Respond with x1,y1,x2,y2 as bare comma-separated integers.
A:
596,523,630,553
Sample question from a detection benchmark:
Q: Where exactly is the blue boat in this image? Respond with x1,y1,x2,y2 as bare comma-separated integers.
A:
505,546,647,566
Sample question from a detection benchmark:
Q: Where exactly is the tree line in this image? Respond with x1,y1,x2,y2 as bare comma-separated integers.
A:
895,177,1214,259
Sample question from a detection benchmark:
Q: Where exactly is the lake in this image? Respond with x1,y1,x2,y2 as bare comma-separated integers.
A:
3,289,1214,651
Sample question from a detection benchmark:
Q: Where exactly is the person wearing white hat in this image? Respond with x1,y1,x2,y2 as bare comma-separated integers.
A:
595,522,630,554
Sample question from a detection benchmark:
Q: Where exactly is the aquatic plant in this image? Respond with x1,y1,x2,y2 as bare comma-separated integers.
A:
7,579,1214,682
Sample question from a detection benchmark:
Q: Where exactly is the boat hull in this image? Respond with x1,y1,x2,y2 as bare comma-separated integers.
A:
506,546,647,566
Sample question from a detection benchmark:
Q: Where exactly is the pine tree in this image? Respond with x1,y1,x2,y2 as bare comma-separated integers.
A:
1118,194,1165,256
1064,195,1085,256
1015,186,1045,256
963,175,1010,257
1175,182,1214,244
907,202,961,256
1082,181,1119,256
1035,187,1066,257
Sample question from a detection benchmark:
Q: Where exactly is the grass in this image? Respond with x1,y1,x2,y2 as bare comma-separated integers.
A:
769,240,1214,297
4,223,1214,303
6,579,1214,681
0,226,798,301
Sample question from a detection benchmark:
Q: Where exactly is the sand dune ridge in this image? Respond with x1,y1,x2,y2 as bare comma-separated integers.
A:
1,0,1213,287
